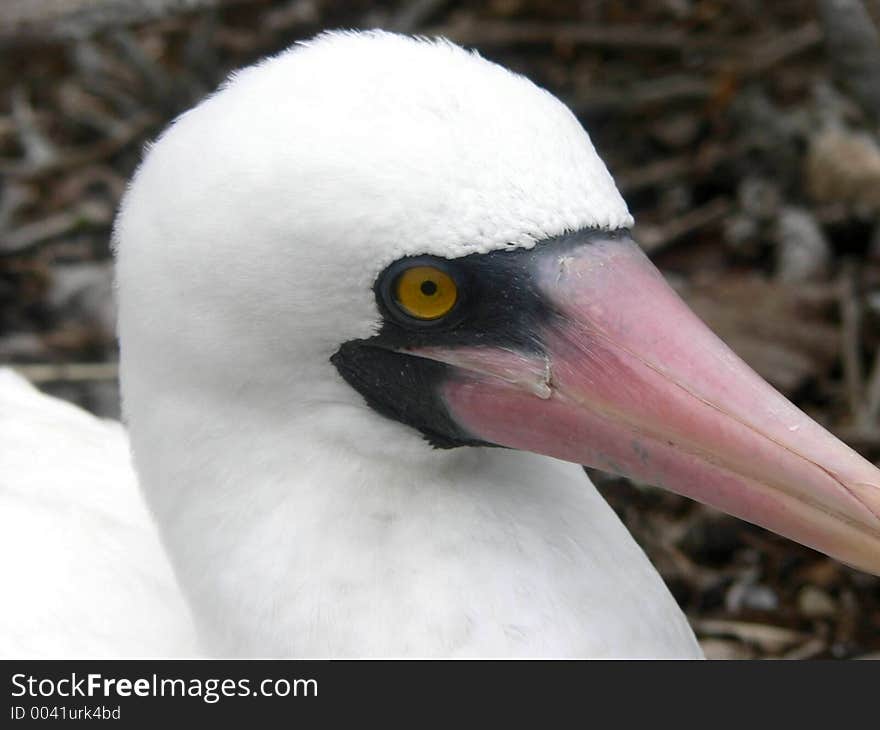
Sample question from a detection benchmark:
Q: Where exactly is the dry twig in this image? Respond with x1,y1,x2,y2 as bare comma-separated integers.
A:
11,362,119,384
635,198,732,253
839,260,866,422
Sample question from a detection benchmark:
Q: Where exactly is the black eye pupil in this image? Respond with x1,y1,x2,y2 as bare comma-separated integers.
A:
420,280,438,296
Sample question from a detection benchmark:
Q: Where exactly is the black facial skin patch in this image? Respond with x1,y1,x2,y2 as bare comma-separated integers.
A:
331,228,630,448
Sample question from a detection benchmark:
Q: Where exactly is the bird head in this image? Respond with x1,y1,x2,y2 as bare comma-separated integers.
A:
116,31,880,576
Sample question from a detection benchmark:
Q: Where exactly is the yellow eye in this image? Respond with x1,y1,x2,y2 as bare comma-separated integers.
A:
393,265,458,320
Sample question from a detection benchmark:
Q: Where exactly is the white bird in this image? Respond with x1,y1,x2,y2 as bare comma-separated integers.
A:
2,30,879,659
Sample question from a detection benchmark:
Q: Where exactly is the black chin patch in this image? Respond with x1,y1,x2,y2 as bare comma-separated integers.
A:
330,343,484,449
330,228,628,448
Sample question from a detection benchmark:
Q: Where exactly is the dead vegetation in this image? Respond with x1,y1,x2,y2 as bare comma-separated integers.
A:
1,0,879,658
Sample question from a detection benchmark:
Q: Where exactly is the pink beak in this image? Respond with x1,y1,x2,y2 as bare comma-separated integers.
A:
409,235,880,575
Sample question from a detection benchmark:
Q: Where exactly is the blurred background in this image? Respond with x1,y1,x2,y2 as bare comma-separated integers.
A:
1,0,879,658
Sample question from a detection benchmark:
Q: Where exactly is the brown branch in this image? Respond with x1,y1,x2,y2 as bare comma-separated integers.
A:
0,0,264,45
575,76,712,114
863,348,880,424
838,260,865,422
10,86,57,167
738,22,822,77
425,19,721,51
11,362,119,384
426,17,820,72
615,144,734,194
0,112,156,182
691,618,806,653
388,0,449,33
1,199,112,254
634,197,732,254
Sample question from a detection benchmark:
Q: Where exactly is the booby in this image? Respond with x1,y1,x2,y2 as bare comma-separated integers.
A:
2,30,879,658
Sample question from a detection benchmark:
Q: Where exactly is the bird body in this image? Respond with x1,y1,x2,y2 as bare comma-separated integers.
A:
0,370,196,657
